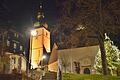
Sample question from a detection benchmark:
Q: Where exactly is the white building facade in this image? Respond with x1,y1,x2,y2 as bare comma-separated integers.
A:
58,45,99,74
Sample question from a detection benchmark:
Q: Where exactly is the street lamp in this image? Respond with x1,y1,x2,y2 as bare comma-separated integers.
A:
40,55,47,69
42,55,46,60
41,55,47,76
42,55,47,66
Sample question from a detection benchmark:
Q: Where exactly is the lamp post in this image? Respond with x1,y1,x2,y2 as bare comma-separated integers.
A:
42,55,46,68
41,55,47,77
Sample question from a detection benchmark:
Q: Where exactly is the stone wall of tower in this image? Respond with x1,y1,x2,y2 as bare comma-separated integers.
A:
30,27,50,69
43,28,50,53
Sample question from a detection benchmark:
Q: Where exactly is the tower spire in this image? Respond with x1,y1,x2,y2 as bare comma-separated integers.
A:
37,3,44,21
33,3,48,28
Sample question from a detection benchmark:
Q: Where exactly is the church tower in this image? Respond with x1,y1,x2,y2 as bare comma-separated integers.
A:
30,4,50,69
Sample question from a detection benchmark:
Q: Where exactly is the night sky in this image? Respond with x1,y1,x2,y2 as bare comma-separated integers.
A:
0,0,120,49
0,0,57,31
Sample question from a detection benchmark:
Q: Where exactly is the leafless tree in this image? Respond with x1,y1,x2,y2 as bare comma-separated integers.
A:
59,53,70,73
53,0,120,75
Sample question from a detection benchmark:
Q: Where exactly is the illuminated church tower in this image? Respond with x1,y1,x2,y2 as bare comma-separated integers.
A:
30,4,50,69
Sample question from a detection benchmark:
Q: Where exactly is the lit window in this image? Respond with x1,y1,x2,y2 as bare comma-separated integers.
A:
16,34,19,38
11,57,14,66
13,57,16,64
20,45,23,50
14,33,17,37
14,33,19,38
14,43,17,49
23,51,26,55
7,40,10,46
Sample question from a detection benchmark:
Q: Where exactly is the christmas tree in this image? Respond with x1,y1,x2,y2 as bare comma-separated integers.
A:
95,33,120,75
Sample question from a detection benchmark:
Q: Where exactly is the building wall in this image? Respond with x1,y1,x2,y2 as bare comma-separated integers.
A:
9,54,26,73
30,27,50,69
0,28,27,74
7,29,26,54
48,61,58,72
43,28,50,53
48,43,58,72
0,29,26,55
0,53,26,74
58,45,99,74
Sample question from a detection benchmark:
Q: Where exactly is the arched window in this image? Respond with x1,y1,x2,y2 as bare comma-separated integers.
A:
83,68,90,74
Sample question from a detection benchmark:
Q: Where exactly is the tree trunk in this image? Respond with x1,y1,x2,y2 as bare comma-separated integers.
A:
98,35,108,75
64,67,66,73
116,67,120,76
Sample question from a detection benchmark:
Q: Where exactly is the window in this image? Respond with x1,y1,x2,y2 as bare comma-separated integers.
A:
16,34,19,38
20,45,23,50
11,57,14,65
13,57,16,64
14,33,19,38
14,33,17,37
23,51,26,55
12,57,16,64
7,40,10,46
14,43,17,49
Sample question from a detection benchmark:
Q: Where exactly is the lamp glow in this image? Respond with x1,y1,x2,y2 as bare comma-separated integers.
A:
31,30,37,36
43,55,46,59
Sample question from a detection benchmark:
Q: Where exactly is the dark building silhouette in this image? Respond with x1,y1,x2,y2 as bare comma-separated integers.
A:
0,27,27,74
0,28,26,55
